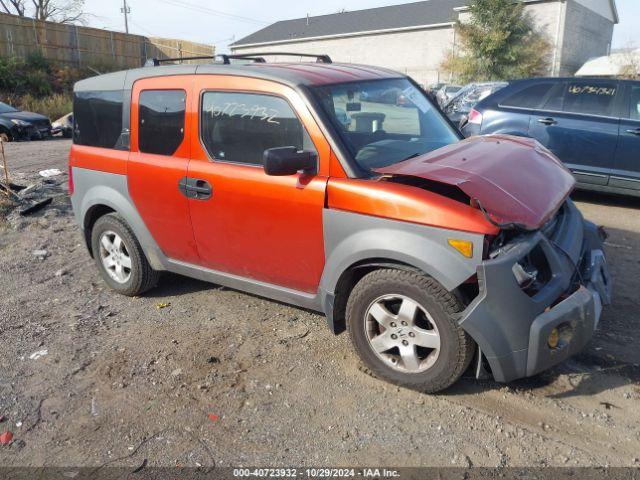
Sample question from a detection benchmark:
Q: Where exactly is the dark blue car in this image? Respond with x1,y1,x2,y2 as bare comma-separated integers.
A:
462,78,640,197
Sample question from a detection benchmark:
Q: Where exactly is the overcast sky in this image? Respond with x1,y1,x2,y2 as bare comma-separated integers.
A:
83,0,639,52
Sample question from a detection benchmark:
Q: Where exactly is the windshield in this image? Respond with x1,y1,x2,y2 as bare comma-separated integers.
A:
0,102,19,114
311,78,460,171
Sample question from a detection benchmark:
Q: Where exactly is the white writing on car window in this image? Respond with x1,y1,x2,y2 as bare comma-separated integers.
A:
568,85,616,97
205,102,280,124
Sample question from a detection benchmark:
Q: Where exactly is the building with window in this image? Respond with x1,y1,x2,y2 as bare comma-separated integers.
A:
231,0,619,85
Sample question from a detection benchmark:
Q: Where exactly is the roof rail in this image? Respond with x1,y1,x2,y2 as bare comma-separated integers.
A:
143,52,333,67
231,52,333,64
143,54,266,67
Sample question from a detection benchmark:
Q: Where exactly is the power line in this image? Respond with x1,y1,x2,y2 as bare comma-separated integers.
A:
129,19,154,36
155,0,270,26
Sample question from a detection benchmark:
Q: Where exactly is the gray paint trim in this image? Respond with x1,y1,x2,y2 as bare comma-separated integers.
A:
74,71,127,92
166,259,322,311
320,209,484,295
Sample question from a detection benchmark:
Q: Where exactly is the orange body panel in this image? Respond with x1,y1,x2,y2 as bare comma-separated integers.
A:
70,145,128,175
327,178,499,235
128,75,200,263
186,75,331,292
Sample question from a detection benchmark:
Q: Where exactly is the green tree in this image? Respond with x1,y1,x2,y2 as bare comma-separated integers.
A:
442,0,551,83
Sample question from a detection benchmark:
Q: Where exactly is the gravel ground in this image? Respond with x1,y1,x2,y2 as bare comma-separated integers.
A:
0,139,639,469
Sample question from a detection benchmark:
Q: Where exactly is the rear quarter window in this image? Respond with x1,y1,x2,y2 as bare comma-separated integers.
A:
500,83,556,109
73,91,123,149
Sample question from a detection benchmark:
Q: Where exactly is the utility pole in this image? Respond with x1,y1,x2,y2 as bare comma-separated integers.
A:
121,0,130,34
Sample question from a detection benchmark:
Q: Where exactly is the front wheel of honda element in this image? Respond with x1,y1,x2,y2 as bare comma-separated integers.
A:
346,269,474,393
91,213,160,296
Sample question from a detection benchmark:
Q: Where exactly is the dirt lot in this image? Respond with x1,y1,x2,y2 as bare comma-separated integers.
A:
0,139,639,469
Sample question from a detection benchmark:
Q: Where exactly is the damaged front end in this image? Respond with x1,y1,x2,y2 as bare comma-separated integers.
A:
460,200,611,382
375,135,612,382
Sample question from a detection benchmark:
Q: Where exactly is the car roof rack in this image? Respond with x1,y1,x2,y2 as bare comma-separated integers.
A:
230,52,333,64
144,52,332,67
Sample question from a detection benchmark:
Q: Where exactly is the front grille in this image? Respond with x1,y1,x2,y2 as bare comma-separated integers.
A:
31,119,51,129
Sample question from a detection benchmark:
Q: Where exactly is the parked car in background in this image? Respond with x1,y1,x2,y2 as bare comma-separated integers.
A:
425,82,445,102
52,113,74,138
444,82,508,127
436,85,462,107
463,78,640,197
0,101,52,142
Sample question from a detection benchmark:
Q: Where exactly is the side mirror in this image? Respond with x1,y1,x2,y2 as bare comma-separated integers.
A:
263,147,317,176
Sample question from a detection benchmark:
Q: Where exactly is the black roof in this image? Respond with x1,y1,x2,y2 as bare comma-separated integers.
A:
232,0,468,47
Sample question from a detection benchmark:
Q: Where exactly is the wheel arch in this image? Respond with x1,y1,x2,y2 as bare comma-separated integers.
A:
72,170,166,271
319,209,484,334
325,258,424,334
0,123,13,141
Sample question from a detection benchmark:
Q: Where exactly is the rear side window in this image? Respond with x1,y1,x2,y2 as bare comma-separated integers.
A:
139,90,186,156
500,83,555,109
200,92,315,166
73,91,123,149
562,82,618,116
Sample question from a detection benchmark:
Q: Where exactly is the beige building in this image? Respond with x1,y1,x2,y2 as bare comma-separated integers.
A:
231,0,619,85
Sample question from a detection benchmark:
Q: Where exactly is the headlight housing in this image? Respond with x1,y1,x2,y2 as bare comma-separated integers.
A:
11,119,31,127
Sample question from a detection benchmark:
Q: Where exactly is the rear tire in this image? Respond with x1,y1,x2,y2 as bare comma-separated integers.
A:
90,213,160,296
346,269,474,393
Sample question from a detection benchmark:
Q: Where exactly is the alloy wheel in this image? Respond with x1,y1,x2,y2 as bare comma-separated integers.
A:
99,230,132,284
365,294,441,373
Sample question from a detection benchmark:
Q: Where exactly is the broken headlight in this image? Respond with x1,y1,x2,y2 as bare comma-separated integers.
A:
512,245,552,296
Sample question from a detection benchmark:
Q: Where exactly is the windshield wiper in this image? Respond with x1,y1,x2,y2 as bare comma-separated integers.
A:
401,153,422,162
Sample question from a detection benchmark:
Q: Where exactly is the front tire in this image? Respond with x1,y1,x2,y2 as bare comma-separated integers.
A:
90,213,160,296
346,269,474,393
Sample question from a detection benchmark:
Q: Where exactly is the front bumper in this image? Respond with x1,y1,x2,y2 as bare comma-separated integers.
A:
10,124,51,141
460,200,612,383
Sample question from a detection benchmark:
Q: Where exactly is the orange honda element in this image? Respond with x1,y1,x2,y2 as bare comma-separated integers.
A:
69,54,611,392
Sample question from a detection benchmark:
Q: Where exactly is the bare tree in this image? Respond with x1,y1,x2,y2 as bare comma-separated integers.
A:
620,43,640,80
30,0,86,24
0,0,27,16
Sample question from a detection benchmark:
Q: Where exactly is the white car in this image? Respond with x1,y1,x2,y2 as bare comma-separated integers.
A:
436,85,462,107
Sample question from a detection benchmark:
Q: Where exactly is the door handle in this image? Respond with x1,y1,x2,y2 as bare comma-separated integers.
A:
626,128,640,136
537,117,557,126
178,177,212,200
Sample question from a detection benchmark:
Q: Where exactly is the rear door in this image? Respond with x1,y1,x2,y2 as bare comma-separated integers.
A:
612,81,640,191
528,79,621,186
127,76,200,264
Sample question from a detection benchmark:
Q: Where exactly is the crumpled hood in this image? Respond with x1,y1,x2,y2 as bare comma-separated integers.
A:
375,134,575,230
